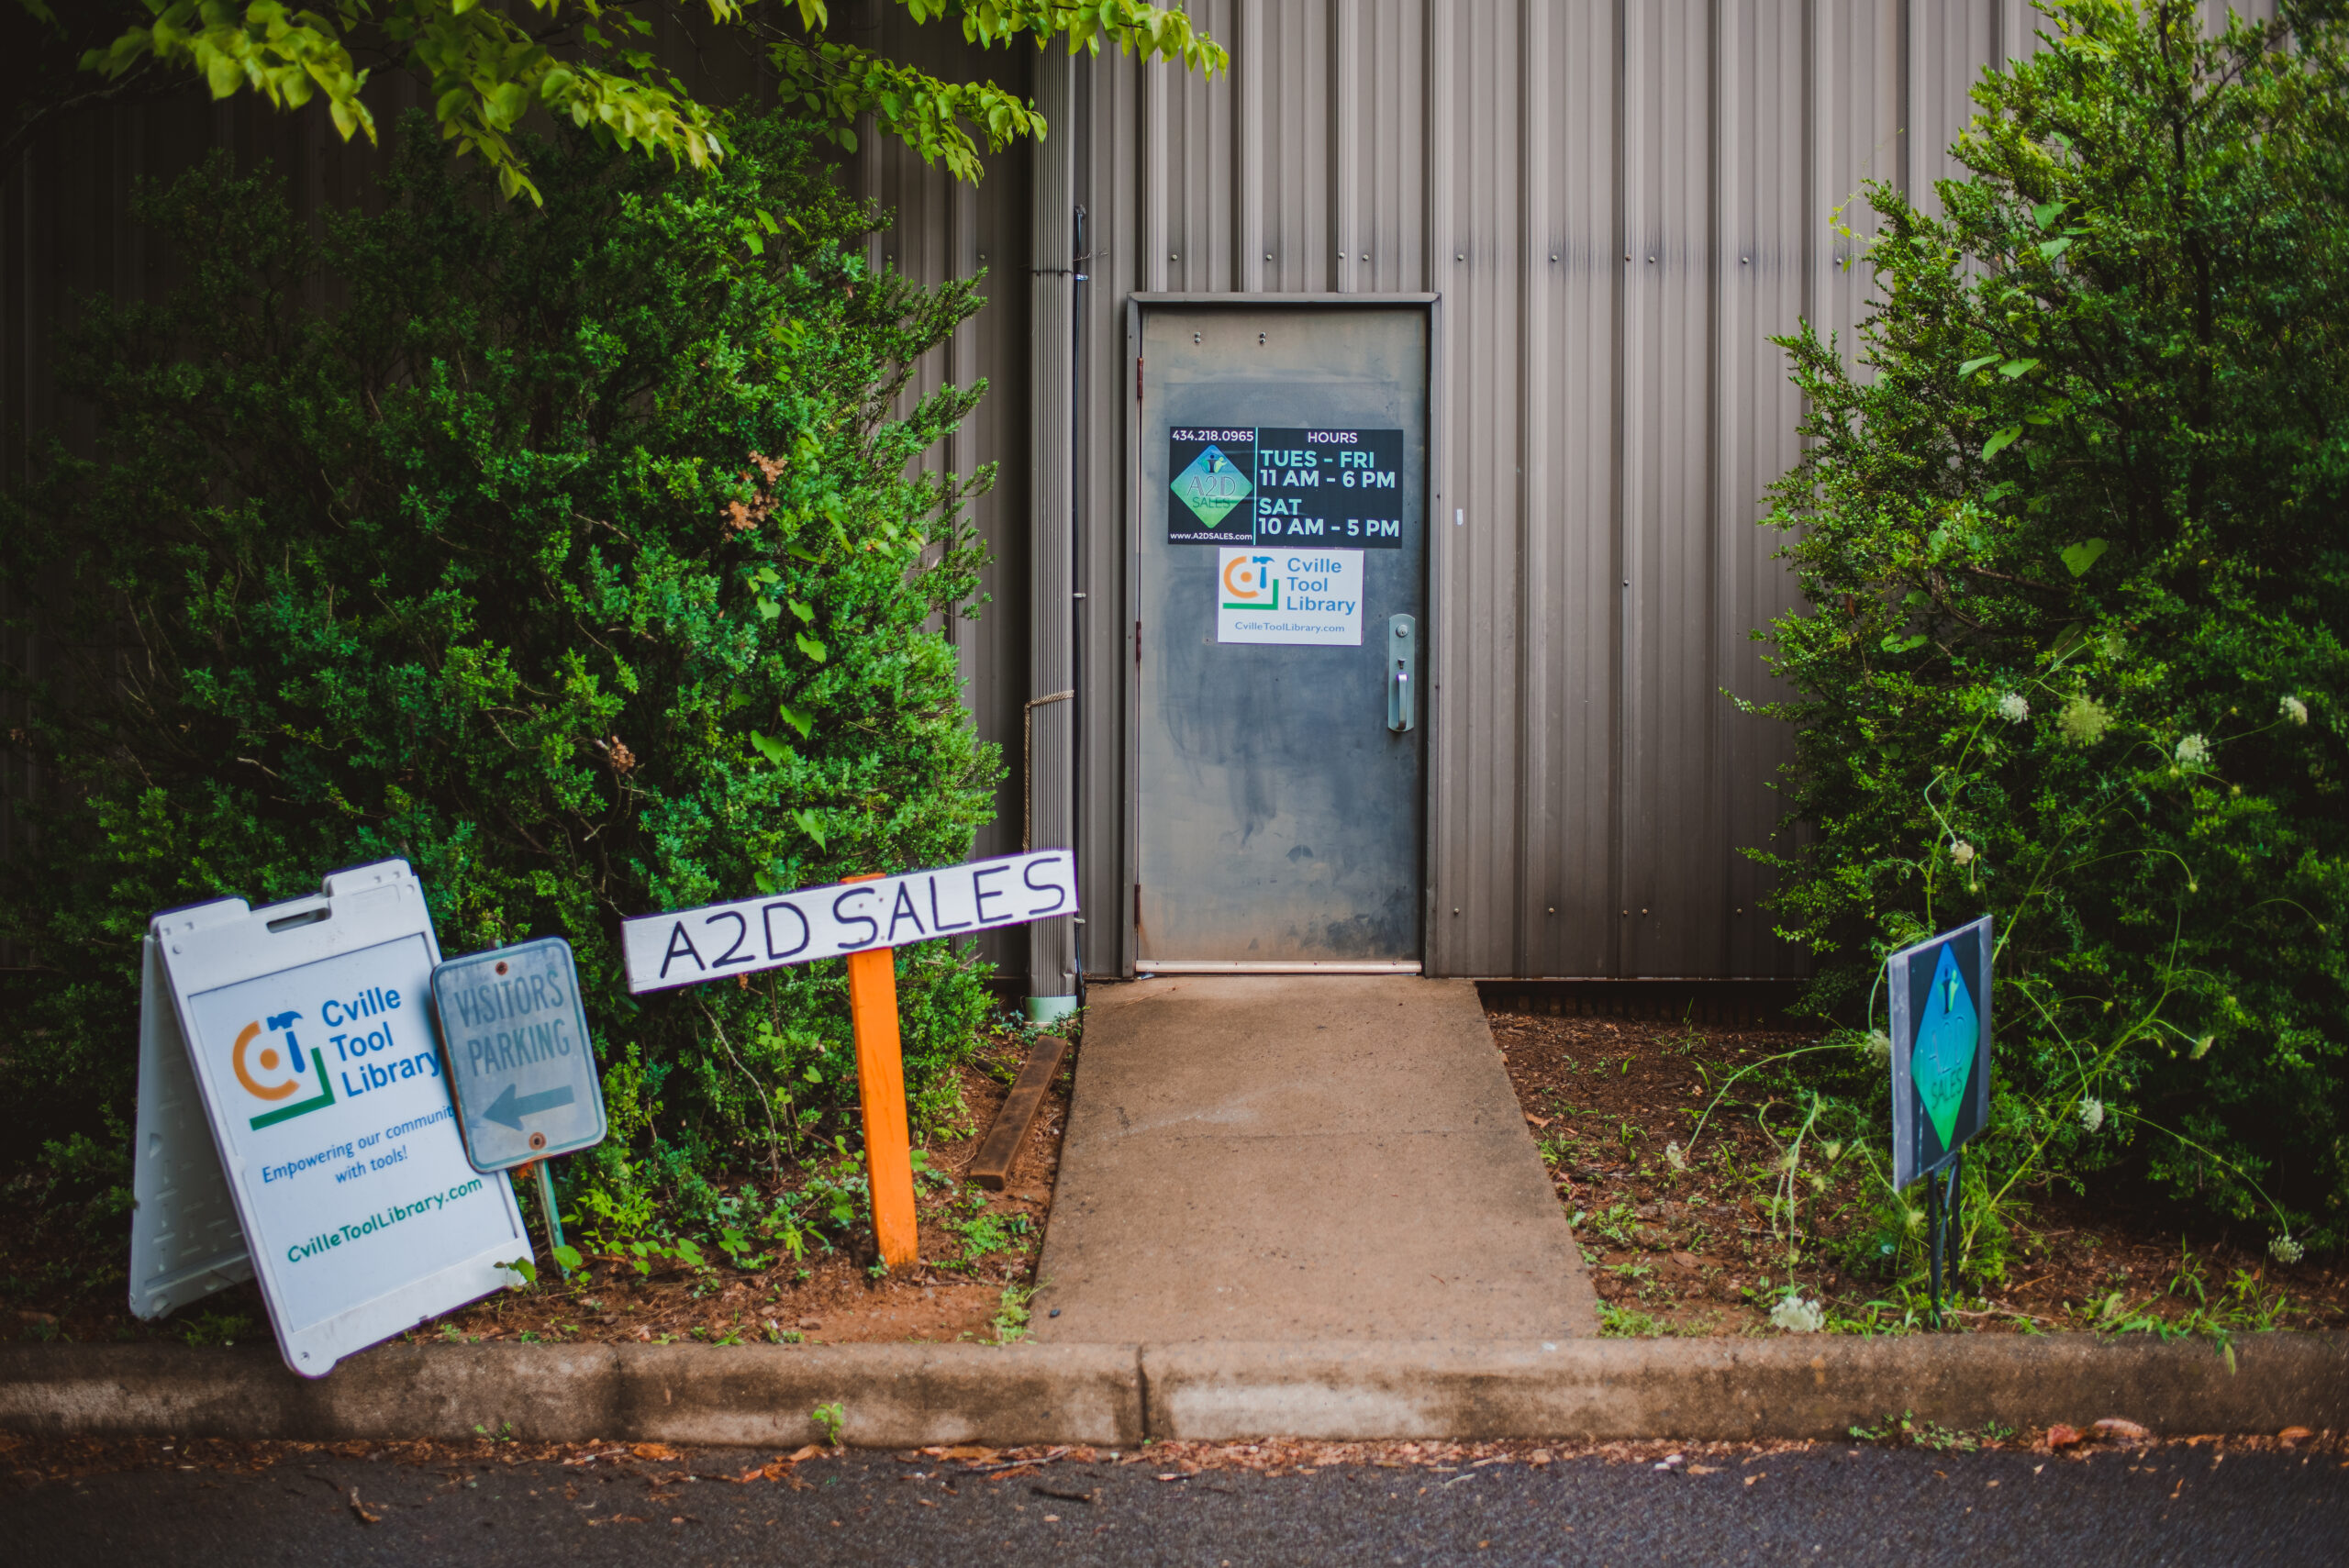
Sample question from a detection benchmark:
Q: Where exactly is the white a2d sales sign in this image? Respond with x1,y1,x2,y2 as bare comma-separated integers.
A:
622,850,1076,993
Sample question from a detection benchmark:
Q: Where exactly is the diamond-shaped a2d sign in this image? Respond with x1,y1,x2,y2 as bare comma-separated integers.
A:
1171,443,1252,528
1911,941,1979,1151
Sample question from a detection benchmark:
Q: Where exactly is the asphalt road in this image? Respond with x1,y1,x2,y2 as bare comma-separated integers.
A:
6,1442,2341,1567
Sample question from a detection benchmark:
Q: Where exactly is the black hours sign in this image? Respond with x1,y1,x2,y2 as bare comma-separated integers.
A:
1168,426,1406,549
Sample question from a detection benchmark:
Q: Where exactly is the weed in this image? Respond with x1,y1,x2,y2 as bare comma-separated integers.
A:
942,1188,1031,1268
810,1401,847,1447
1821,1300,1921,1336
991,1280,1039,1344
1580,1200,1641,1247
2081,1247,2294,1369
1598,1303,1667,1337
179,1310,257,1349
473,1420,519,1444
1847,1411,2010,1452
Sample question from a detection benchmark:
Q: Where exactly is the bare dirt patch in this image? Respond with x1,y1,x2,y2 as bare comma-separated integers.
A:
5,1029,1073,1352
1486,993,2349,1338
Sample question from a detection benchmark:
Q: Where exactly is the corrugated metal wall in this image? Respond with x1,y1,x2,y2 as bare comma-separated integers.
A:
1018,0,2276,984
5,4,2278,988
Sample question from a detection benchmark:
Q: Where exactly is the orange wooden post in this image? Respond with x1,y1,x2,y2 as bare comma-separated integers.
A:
841,874,918,1270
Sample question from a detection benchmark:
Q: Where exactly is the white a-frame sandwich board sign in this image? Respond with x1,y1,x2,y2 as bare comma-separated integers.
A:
129,859,530,1376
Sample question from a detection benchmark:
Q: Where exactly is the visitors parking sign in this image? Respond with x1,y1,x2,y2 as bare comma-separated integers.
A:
129,861,529,1376
431,937,607,1173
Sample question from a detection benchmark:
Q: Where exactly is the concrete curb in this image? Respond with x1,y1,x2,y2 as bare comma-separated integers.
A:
1141,1335,2349,1441
2,1334,2341,1446
0,1342,1144,1449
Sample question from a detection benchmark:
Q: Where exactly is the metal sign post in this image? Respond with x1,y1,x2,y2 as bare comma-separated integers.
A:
621,850,1079,1271
429,936,607,1280
1887,915,1994,1329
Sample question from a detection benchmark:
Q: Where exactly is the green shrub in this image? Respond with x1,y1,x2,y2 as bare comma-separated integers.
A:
0,111,1003,1255
1757,0,2349,1251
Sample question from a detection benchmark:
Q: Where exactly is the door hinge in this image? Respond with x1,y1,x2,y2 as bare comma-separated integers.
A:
1133,883,1141,924
1135,357,1143,403
1134,619,1142,667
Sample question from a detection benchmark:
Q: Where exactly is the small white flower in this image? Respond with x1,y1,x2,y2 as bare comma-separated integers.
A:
2176,733,2210,769
1664,1141,1687,1171
1998,692,2030,723
1863,1029,1894,1064
2280,695,2309,727
1951,840,1976,866
1770,1296,1826,1333
2271,1234,2305,1265
2059,695,2111,747
2079,1096,2105,1133
2189,1034,2213,1061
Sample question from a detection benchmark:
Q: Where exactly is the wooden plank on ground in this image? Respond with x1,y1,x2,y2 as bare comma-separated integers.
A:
966,1034,1071,1192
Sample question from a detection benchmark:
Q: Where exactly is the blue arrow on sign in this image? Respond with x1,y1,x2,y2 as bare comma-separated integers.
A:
483,1081,576,1131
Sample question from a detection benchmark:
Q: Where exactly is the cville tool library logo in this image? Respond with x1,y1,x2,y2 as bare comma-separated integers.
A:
1221,552,1279,608
228,985,442,1131
232,1011,337,1130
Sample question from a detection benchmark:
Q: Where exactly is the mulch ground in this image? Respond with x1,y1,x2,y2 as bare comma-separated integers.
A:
6,1028,1074,1353
10,993,2349,1352
1485,993,2349,1336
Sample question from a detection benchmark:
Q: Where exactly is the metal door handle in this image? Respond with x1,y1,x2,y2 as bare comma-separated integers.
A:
1387,614,1416,732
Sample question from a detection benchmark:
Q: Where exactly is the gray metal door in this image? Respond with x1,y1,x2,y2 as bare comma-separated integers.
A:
1134,306,1429,968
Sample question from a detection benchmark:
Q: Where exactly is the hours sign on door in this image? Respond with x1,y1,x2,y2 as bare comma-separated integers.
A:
1168,427,1405,549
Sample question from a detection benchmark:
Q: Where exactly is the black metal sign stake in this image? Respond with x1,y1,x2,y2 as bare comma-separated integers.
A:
1927,1162,1943,1329
1925,1148,1965,1329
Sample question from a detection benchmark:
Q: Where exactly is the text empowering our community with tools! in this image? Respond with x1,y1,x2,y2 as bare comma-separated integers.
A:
620,849,1077,994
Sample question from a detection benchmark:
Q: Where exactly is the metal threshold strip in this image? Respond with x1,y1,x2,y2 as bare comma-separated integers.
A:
1134,960,1423,974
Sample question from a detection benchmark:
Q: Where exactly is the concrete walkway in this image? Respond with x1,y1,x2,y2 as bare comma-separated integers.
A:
1032,976,1597,1343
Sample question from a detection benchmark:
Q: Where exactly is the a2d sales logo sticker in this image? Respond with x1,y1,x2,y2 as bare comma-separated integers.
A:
1167,428,1257,544
1215,547,1364,647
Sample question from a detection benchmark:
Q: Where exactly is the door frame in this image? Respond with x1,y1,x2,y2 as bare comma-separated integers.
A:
1118,294,1445,977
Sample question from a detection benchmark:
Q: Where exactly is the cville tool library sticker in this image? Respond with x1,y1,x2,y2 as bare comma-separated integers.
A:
1214,546,1364,646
